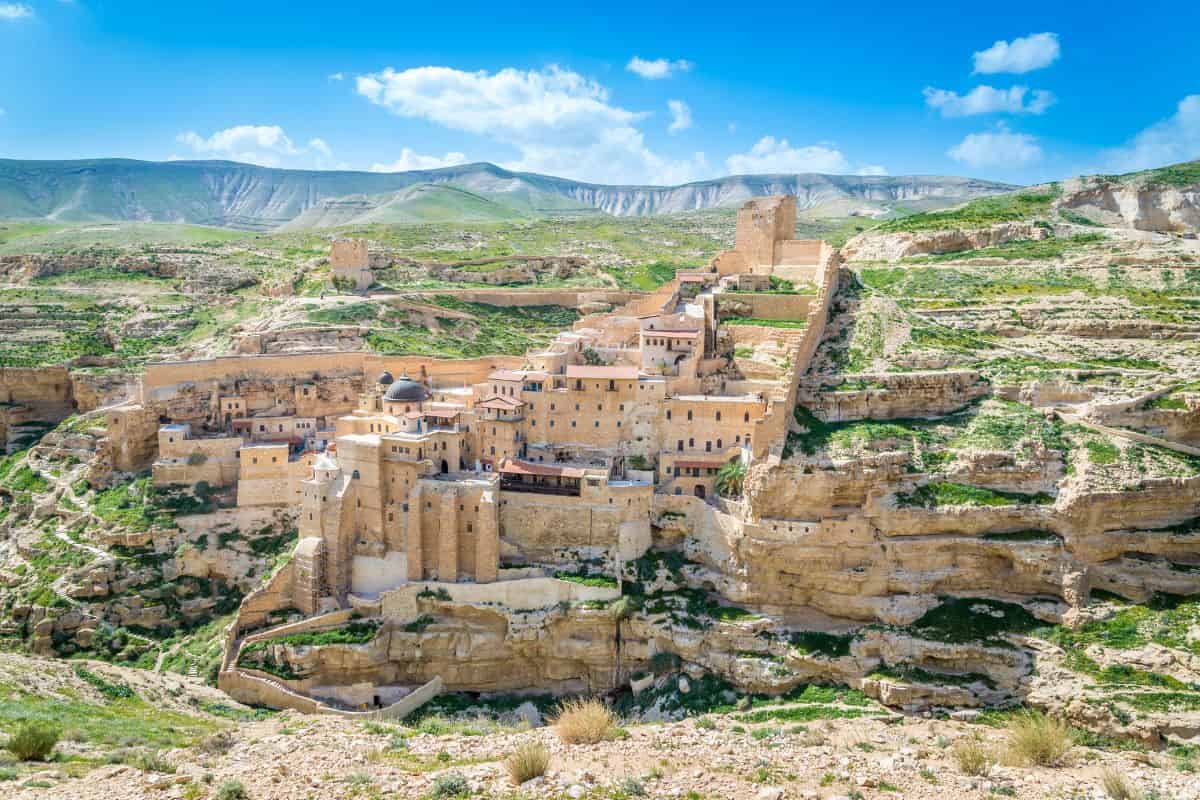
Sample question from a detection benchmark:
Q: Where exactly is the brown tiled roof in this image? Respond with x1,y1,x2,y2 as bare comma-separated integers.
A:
565,365,639,380
498,458,587,478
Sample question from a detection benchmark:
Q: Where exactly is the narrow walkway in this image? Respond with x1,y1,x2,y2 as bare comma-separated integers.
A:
1056,410,1200,458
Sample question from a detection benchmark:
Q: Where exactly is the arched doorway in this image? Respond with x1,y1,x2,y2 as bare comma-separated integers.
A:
694,484,706,499
440,459,449,474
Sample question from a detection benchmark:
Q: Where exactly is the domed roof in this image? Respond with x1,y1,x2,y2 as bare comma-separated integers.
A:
377,371,395,386
383,373,428,403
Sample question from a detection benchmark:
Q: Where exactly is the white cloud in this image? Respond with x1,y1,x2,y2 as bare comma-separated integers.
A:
370,148,469,172
667,99,692,134
328,72,345,82
625,56,692,80
175,125,334,168
923,85,1056,117
973,32,1060,74
355,64,706,184
1101,94,1200,173
948,127,1042,168
725,136,879,175
0,3,33,19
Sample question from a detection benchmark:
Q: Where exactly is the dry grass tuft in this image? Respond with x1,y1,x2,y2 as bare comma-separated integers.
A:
551,697,618,745
1003,709,1072,767
1100,766,1141,800
952,736,995,776
505,741,550,784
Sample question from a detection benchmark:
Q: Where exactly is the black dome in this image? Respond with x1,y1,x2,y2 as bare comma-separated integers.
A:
377,371,395,386
383,375,427,402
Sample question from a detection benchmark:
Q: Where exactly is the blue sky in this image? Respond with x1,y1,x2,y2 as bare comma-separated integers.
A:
1,0,1198,186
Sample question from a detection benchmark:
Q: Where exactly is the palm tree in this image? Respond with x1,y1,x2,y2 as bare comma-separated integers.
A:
715,460,747,498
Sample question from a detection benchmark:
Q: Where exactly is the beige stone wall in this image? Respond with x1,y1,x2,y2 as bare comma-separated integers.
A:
393,289,638,309
0,366,73,418
142,353,367,401
721,293,814,322
498,479,651,562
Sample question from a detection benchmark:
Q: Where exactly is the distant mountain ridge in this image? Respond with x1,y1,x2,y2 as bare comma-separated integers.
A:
0,158,1020,230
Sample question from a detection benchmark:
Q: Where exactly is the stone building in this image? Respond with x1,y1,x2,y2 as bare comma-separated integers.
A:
330,239,374,292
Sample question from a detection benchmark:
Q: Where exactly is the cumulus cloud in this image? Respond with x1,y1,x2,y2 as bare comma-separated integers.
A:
354,64,706,184
667,99,692,134
626,56,692,80
175,125,334,168
923,85,1055,117
1100,95,1200,173
948,127,1042,168
725,136,882,176
370,148,469,172
973,32,1060,74
0,3,33,19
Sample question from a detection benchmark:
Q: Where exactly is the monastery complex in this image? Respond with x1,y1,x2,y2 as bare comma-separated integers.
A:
2,197,838,716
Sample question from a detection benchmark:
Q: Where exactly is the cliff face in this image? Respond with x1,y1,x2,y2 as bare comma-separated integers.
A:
1060,175,1200,233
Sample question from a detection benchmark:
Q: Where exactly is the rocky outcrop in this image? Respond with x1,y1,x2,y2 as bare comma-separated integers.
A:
1059,175,1200,233
841,222,1049,263
798,371,990,422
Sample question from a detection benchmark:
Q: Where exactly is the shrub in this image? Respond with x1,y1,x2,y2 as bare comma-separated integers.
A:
552,697,618,744
952,736,994,776
5,720,61,761
505,741,550,784
1101,766,1141,800
429,770,469,798
197,730,235,755
1003,710,1071,767
215,779,248,800
125,748,176,773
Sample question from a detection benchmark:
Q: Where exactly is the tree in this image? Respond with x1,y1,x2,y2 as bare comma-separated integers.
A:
715,460,747,498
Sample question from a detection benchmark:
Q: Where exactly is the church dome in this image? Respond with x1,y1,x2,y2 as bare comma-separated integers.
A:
377,371,395,386
383,374,428,402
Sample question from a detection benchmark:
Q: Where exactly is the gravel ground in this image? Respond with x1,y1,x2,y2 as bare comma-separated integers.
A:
9,708,1198,800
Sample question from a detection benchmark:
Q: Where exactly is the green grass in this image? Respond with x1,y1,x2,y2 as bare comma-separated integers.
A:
909,597,1042,646
788,631,854,658
897,481,1053,508
1125,160,1200,188
0,679,223,751
874,188,1059,233
722,317,808,329
259,619,381,648
365,296,577,358
1043,593,1200,656
554,571,619,589
868,664,996,690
